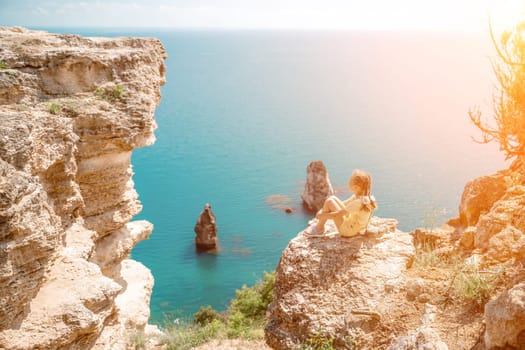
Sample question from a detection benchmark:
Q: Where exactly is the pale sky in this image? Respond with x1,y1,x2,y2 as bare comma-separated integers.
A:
1,0,525,31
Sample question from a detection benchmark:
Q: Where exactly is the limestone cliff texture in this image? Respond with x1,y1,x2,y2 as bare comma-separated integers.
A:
265,217,415,349
0,27,165,349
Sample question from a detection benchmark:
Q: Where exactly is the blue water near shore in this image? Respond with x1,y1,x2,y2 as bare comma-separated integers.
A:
40,28,507,323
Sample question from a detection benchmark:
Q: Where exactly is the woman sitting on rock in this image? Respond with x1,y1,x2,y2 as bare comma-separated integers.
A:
309,169,377,237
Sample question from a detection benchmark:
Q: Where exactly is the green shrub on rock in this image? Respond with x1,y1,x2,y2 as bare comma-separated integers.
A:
162,271,275,347
48,102,62,115
162,319,225,350
95,84,125,102
193,305,220,326
229,271,275,319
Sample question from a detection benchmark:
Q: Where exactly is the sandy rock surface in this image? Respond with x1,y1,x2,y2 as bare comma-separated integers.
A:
265,217,414,349
0,26,165,349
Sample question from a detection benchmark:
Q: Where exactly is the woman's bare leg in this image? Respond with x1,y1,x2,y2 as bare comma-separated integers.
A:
317,196,345,215
315,196,345,232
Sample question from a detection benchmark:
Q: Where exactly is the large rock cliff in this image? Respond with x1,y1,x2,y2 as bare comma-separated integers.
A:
0,27,165,349
267,166,525,349
265,218,417,349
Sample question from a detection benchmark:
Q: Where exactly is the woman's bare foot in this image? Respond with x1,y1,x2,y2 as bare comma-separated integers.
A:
304,224,325,237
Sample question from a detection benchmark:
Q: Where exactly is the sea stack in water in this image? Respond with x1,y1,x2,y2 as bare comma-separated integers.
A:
194,203,218,251
301,160,334,212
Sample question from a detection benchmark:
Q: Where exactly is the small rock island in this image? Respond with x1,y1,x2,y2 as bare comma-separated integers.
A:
301,160,334,212
194,203,219,251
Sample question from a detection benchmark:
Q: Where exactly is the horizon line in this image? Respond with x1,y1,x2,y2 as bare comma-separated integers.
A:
13,25,489,34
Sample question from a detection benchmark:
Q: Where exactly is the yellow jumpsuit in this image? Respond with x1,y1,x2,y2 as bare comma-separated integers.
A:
338,195,375,237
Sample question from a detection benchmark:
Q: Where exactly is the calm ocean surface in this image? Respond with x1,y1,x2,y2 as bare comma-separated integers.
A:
42,28,507,323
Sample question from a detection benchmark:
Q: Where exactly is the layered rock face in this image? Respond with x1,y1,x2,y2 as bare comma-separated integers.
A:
265,217,415,349
0,27,165,349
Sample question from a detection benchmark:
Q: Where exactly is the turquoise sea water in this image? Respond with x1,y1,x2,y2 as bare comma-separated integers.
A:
41,28,507,323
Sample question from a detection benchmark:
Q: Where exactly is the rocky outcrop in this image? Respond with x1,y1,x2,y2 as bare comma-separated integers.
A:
0,26,165,349
458,171,509,227
484,282,525,349
440,169,525,348
474,185,525,260
270,165,525,349
301,160,334,212
265,217,414,349
194,203,218,251
453,169,525,265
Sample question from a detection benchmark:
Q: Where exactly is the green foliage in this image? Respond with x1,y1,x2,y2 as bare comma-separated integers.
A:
226,311,252,338
302,332,336,350
413,242,448,268
453,265,504,307
470,21,525,161
0,61,7,70
162,271,275,347
343,334,362,350
224,271,274,338
193,305,220,326
110,84,125,100
162,319,225,350
48,102,62,115
297,331,362,350
229,271,275,319
15,104,30,112
224,311,265,339
230,285,265,318
95,84,125,102
258,271,276,307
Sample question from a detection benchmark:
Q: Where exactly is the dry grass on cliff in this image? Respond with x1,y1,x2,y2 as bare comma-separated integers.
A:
373,238,514,350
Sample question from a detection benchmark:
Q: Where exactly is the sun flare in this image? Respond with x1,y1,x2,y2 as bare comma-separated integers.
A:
488,0,525,31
